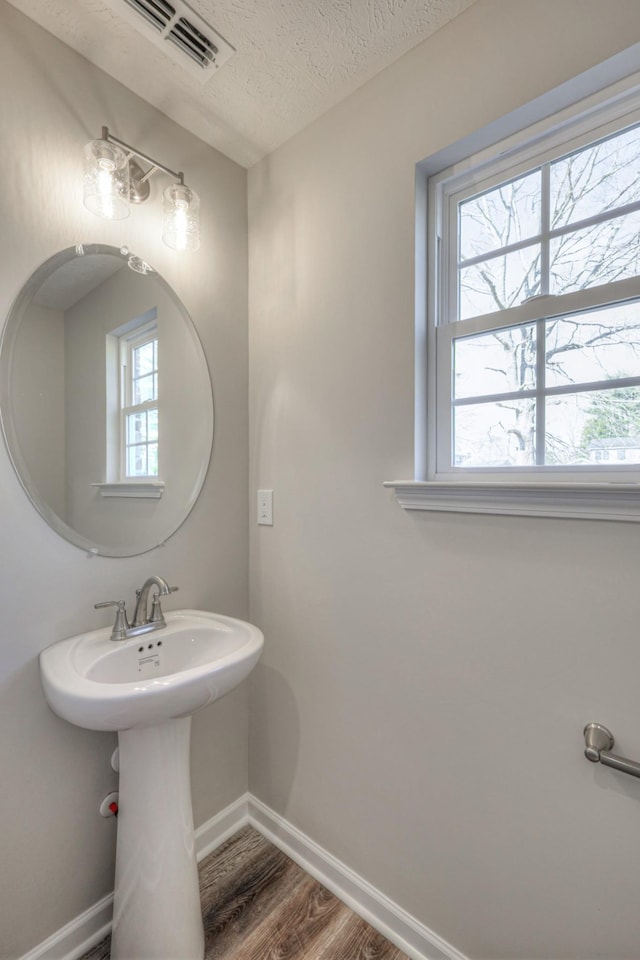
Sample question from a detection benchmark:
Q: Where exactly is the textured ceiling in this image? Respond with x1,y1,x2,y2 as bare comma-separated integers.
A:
7,0,476,167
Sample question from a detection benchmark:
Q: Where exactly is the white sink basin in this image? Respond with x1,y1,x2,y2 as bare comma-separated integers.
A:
40,609,264,731
39,607,264,960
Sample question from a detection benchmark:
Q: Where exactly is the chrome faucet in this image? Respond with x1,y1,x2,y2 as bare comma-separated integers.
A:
132,575,175,628
95,575,178,641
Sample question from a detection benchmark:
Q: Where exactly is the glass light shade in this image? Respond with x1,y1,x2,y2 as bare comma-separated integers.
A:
162,183,200,252
83,139,131,220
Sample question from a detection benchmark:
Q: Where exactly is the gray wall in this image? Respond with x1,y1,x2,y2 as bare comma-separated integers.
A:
5,1,640,958
0,5,248,958
11,302,66,519
247,2,640,958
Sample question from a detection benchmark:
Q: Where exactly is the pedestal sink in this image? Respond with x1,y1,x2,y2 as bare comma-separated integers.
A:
39,609,264,960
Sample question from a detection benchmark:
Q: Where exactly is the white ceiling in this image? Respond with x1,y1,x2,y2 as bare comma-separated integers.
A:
33,255,126,311
8,0,476,168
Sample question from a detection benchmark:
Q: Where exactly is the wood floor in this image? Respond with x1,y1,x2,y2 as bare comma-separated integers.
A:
80,825,408,960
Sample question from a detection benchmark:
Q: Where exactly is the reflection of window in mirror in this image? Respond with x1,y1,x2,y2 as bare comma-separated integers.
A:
106,308,159,481
122,323,158,478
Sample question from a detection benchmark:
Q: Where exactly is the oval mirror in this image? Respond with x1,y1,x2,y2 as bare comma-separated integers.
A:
0,244,213,557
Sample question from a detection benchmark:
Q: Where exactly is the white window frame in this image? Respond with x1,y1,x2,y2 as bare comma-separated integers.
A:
120,319,159,480
385,54,640,521
432,94,640,484
97,308,164,500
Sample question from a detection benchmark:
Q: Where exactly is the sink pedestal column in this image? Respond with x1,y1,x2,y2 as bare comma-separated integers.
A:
111,717,204,960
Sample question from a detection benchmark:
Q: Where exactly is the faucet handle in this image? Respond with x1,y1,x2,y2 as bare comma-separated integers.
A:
149,586,179,624
95,599,127,610
95,600,130,641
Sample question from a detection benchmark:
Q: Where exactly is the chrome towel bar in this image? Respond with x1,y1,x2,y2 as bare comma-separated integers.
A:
584,723,640,779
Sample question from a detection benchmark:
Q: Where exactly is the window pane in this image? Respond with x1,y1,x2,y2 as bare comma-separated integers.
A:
127,444,147,477
127,411,147,444
459,244,540,320
551,124,640,229
459,170,540,261
133,341,155,378
148,443,158,476
546,386,640,465
454,323,536,399
148,409,158,441
550,209,640,295
545,301,640,387
134,373,156,405
453,398,536,467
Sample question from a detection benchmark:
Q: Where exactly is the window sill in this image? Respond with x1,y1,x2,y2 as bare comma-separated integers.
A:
92,481,165,500
383,480,640,522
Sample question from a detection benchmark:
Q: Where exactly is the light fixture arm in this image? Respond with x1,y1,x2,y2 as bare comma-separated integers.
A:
101,127,184,186
83,127,200,251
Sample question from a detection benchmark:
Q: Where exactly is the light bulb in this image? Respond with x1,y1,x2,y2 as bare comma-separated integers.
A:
83,139,130,220
174,200,189,250
163,183,200,252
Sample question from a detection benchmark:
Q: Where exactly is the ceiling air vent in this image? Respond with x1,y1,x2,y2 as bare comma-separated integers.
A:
122,0,173,32
114,0,235,81
168,17,217,70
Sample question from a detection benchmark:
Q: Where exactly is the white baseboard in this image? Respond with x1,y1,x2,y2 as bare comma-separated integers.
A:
19,894,113,960
22,792,466,960
247,795,468,960
195,792,250,862
20,794,249,960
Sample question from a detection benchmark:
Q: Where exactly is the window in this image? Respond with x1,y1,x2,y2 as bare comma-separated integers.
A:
97,309,164,499
120,321,159,479
429,83,640,485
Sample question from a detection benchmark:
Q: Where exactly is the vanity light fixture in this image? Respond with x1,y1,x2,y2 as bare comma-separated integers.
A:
82,127,200,252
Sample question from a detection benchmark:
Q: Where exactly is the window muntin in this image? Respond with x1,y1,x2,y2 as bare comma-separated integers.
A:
458,170,541,261
550,123,640,228
455,125,640,323
432,103,640,481
452,301,640,469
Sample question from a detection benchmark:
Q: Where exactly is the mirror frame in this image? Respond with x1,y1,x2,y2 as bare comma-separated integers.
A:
0,244,214,557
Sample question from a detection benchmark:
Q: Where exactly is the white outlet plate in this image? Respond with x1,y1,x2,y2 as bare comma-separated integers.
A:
257,490,273,525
